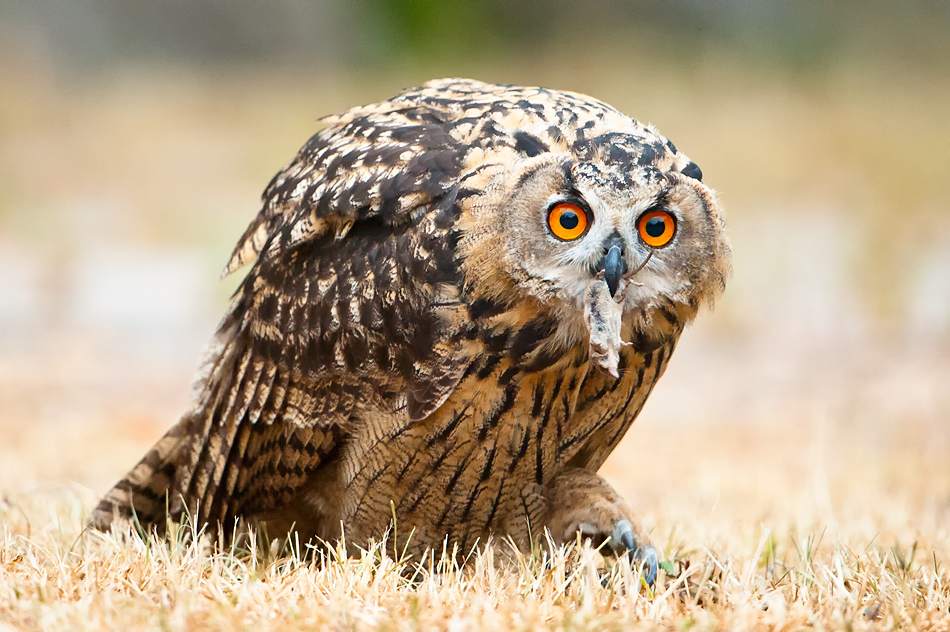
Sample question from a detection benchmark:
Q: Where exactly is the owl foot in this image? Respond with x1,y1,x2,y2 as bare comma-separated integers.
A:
566,517,658,588
540,467,659,586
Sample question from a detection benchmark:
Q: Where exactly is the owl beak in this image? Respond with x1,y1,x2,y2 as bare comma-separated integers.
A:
603,243,626,298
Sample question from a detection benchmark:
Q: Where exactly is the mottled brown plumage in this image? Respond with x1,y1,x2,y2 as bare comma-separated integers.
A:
90,79,730,581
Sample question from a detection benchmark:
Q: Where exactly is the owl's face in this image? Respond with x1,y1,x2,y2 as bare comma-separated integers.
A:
460,143,730,340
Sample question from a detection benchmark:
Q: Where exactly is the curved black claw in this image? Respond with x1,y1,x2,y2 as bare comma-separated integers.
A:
611,519,659,587
633,545,659,588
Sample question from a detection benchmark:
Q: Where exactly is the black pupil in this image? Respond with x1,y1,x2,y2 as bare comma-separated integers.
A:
645,216,666,238
559,210,579,230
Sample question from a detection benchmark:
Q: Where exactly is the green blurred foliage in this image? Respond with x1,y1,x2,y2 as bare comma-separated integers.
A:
3,1,949,73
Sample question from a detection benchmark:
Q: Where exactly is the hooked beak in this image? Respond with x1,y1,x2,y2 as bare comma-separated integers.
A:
602,240,626,298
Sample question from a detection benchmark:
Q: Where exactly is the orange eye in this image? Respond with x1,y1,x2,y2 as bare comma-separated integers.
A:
637,210,676,248
547,202,589,241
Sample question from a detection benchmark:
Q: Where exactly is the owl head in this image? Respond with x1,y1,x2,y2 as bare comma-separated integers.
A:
223,78,730,363
454,88,731,351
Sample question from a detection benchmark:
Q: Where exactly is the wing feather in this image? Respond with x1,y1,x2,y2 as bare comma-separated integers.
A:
91,89,479,534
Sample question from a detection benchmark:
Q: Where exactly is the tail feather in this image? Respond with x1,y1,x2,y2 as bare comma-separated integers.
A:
88,328,271,534
87,420,190,532
88,270,342,538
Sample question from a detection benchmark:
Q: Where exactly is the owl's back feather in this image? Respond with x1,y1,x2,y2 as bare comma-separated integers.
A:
91,91,475,529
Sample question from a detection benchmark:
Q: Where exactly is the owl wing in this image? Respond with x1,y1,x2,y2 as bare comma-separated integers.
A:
223,91,466,277
90,95,478,532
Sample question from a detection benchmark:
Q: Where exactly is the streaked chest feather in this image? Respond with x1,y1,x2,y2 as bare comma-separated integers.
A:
340,330,677,539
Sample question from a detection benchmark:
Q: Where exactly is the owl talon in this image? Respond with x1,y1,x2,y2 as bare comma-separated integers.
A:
632,545,660,587
610,519,659,587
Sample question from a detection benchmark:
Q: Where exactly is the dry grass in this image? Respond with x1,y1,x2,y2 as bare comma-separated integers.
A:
0,492,947,631
2,409,950,631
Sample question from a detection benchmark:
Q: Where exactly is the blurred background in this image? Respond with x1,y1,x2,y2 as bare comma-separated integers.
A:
1,1,948,545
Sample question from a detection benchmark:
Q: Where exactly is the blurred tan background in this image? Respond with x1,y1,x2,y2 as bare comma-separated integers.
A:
1,2,948,546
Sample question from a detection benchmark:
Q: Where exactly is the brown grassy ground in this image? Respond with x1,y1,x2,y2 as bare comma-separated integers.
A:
2,430,950,631
1,338,949,630
1,54,950,630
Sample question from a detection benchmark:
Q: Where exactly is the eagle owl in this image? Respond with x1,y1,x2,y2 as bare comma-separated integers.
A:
91,79,730,582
